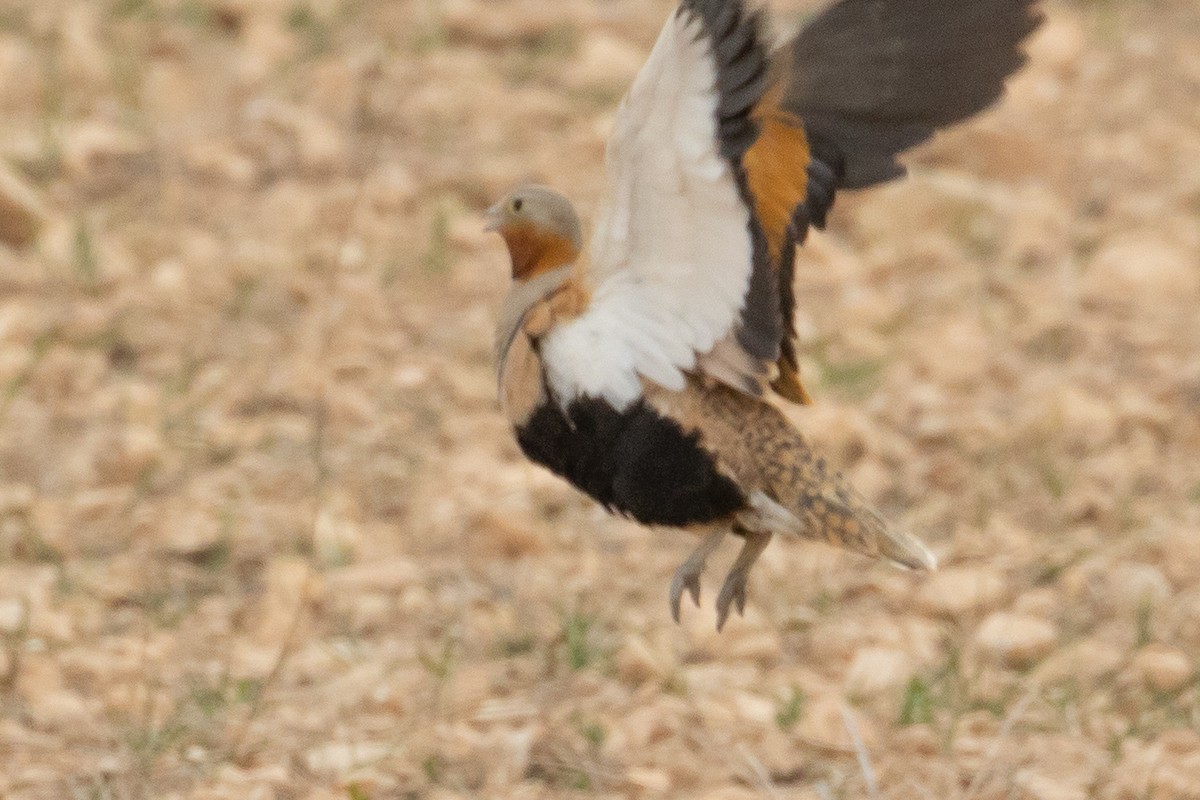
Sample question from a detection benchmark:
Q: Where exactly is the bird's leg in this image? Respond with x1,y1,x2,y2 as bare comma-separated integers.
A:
669,527,727,623
715,526,773,631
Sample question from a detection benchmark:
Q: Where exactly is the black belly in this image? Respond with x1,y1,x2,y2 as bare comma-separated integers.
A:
514,396,745,527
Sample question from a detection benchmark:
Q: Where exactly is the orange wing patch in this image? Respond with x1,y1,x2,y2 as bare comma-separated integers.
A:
743,98,811,262
742,91,814,405
773,357,812,405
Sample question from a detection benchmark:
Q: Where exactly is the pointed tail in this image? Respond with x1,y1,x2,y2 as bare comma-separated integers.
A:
744,417,938,571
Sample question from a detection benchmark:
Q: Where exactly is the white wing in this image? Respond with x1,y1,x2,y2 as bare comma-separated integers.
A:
541,2,770,411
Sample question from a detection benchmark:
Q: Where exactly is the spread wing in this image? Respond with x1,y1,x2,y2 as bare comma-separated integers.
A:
782,0,1043,190
539,0,1041,413
540,0,781,411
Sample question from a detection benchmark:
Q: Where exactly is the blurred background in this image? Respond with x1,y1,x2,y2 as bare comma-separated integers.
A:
0,0,1198,797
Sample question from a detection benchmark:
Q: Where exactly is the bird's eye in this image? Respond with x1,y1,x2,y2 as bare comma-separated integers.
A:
512,198,524,213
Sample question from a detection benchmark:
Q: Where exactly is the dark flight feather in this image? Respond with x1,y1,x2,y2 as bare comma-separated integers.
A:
682,0,785,367
782,0,1043,189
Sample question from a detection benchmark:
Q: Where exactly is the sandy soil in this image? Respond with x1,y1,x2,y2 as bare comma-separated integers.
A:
1,0,1199,797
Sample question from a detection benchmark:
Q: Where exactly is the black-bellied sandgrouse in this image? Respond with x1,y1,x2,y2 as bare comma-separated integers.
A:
488,0,1041,629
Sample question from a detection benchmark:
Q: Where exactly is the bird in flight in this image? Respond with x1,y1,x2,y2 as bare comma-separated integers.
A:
487,0,1041,629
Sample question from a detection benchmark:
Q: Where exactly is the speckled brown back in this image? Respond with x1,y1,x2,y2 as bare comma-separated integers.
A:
645,378,932,568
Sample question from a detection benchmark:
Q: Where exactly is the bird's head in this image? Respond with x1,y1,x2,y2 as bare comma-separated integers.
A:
486,185,582,282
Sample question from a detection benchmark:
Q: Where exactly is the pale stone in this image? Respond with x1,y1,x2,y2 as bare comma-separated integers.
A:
60,122,150,181
444,664,496,715
730,691,776,725
1039,384,1120,450
918,318,990,387
243,99,346,172
0,598,25,634
122,382,163,431
614,702,680,753
442,0,574,49
93,426,164,486
726,629,782,666
0,346,27,388
894,725,939,756
626,766,671,795
469,510,545,559
28,689,96,730
367,162,418,212
796,695,877,752
1083,233,1199,308
304,741,390,773
1027,11,1087,74
1034,636,1123,685
1002,185,1072,266
693,790,773,800
69,489,127,528
0,484,34,516
160,507,224,559
142,63,205,123
313,492,363,567
184,140,259,186
845,647,914,699
0,39,39,112
916,567,1008,618
1158,729,1200,755
338,593,391,634
483,724,537,789
984,515,1041,554
1013,769,1087,800
59,6,107,87
1110,733,1200,800
567,34,645,88
254,558,326,644
1013,587,1059,618
238,18,298,84
326,559,420,594
615,634,668,685
17,652,64,699
1104,562,1172,616
975,613,1057,668
0,163,47,249
293,111,347,172
39,218,137,284
1131,645,1193,693
710,607,782,664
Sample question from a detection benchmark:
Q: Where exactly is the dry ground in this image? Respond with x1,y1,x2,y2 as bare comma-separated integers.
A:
1,0,1199,798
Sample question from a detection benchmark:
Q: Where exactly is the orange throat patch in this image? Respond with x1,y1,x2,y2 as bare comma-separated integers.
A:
500,223,579,280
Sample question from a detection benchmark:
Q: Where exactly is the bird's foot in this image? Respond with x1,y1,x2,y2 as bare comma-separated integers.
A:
714,528,773,631
669,568,702,624
668,527,726,623
715,569,749,632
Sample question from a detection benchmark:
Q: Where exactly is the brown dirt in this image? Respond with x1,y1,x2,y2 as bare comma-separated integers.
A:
1,0,1199,798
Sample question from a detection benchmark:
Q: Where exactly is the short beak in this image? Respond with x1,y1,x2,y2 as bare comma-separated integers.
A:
484,203,504,232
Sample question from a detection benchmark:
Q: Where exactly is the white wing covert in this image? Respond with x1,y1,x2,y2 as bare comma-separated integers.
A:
540,0,776,411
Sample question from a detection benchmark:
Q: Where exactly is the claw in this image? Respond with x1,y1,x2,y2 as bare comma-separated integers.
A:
713,528,773,631
715,572,748,632
667,527,726,624
669,571,702,623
